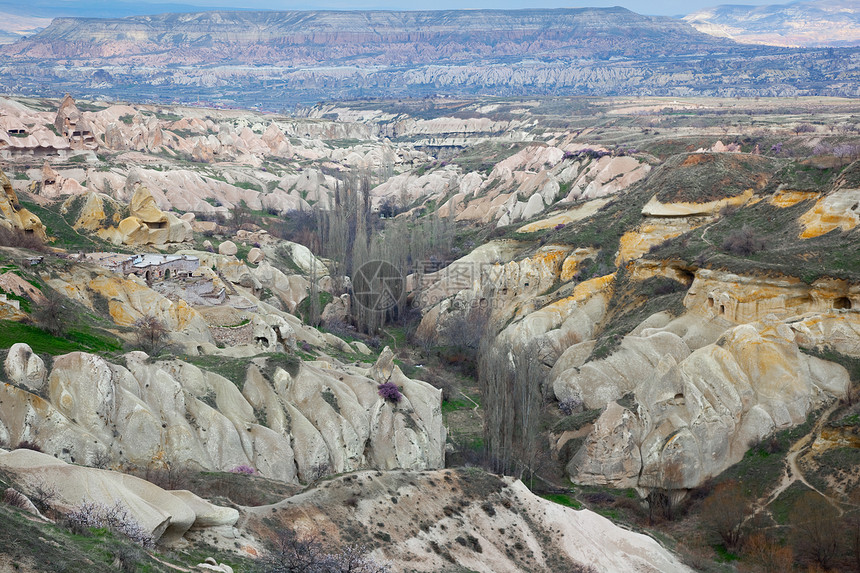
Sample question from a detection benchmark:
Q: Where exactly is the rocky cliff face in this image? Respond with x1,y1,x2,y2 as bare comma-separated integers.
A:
567,318,849,488
685,0,860,47
412,140,860,495
0,168,46,241
1,344,444,483
9,9,729,63
1,8,857,105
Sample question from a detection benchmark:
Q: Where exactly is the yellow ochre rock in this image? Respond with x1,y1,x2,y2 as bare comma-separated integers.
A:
616,221,691,266
684,269,859,324
560,247,598,282
769,189,820,208
0,168,47,241
641,189,755,217
106,186,192,246
799,189,860,239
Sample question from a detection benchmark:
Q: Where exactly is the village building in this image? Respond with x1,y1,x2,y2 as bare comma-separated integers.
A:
78,251,258,310
54,94,98,151
127,253,199,282
0,116,28,136
0,99,78,160
41,162,58,187
82,252,200,282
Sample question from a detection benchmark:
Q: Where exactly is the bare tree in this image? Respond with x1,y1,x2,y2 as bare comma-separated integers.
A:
141,459,191,491
328,544,391,573
260,527,390,573
309,256,321,328
262,528,329,573
442,303,489,354
134,315,169,355
0,226,45,251
34,289,71,337
512,340,546,486
744,532,793,573
848,513,860,573
794,123,816,135
479,338,546,480
644,460,685,524
790,491,843,569
701,480,749,550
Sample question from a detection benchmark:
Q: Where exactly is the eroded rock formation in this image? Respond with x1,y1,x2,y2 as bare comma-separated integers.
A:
0,344,444,484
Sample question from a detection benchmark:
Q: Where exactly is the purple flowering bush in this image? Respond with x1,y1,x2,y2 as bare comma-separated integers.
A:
377,382,403,404
230,464,256,475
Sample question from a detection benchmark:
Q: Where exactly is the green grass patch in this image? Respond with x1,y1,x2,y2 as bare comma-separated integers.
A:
713,543,740,562
0,504,147,572
649,159,860,283
769,481,814,525
807,446,860,494
553,183,650,253
296,290,333,324
235,243,251,262
19,199,107,250
185,354,251,389
442,398,470,414
75,101,108,112
0,288,31,313
717,410,818,499
183,352,300,390
650,153,782,203
450,141,536,175
541,493,583,509
233,181,263,192
383,326,408,349
801,346,860,384
0,320,121,354
589,271,688,360
766,161,839,192
831,413,860,427
322,388,341,414
262,352,301,378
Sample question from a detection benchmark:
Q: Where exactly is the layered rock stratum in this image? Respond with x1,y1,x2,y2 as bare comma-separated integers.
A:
1,8,858,105
685,0,860,47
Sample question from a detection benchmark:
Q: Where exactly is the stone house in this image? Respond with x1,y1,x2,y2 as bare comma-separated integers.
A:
124,254,199,282
54,94,98,151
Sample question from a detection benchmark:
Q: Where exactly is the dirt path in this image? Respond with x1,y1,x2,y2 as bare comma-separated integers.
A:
146,553,192,572
747,400,843,522
700,223,717,250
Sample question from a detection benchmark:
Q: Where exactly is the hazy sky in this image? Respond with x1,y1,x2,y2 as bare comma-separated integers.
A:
17,0,796,18
169,0,789,16
163,0,789,17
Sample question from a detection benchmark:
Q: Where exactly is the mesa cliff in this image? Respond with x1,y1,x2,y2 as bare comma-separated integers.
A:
1,8,857,106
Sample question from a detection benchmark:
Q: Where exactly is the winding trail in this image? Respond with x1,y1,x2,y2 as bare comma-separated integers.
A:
147,553,192,572
746,400,844,523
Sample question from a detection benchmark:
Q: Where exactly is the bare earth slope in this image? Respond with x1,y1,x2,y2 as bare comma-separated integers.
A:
246,468,692,573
